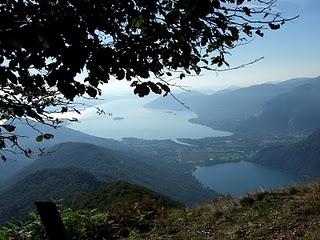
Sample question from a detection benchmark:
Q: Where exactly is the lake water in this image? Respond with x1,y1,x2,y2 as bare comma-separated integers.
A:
193,161,299,197
69,98,231,140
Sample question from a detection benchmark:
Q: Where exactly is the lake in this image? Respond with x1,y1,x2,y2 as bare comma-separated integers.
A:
193,161,299,197
69,97,231,140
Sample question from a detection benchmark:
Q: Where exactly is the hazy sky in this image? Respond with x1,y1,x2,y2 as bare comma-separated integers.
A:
180,0,320,92
100,0,320,96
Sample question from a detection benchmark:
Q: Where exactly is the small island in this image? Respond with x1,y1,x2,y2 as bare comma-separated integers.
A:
166,111,176,115
113,117,124,121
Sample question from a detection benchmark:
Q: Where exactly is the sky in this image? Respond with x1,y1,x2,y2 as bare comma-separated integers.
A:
100,0,320,96
182,0,320,92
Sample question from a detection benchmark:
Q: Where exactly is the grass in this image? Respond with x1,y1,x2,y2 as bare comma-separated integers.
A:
136,181,320,239
2,181,320,239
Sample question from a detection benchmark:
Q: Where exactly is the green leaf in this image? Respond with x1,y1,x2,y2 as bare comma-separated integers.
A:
147,81,162,94
131,15,144,28
37,35,50,49
0,140,5,149
43,133,54,140
269,23,280,30
255,30,264,37
1,155,6,162
243,7,251,16
116,69,125,80
36,135,44,142
87,86,97,98
134,82,150,97
1,125,16,132
61,107,68,113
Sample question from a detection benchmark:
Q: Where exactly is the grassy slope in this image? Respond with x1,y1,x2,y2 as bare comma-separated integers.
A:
72,181,184,210
137,181,320,240
1,181,320,239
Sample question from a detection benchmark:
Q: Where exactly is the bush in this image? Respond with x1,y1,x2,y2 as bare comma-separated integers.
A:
1,199,168,240
239,196,255,207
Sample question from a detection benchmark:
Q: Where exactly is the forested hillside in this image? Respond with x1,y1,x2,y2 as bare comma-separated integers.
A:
2,181,320,239
0,166,185,226
252,130,320,178
0,167,102,225
72,181,183,211
147,77,320,135
6,142,216,205
0,119,125,182
244,83,320,133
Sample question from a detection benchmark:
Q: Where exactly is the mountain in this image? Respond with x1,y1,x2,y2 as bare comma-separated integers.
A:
0,160,29,187
252,130,320,178
6,142,217,205
0,167,103,225
144,90,206,111
147,77,320,133
4,180,320,239
73,181,183,211
192,77,320,133
0,167,183,226
242,83,320,133
0,119,125,183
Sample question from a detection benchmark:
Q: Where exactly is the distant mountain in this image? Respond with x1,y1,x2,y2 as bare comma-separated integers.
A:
0,160,29,187
2,118,123,151
0,119,125,183
0,167,103,225
242,83,320,133
73,181,183,211
7,142,217,205
252,130,320,178
191,77,320,133
146,76,320,135
0,167,183,226
144,90,206,111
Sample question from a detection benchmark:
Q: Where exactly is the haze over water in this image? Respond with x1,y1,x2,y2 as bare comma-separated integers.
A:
69,98,231,141
69,97,301,197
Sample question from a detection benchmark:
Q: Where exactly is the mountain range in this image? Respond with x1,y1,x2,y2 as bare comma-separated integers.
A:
252,129,320,178
146,76,320,135
2,76,320,228
0,167,182,225
243,83,320,133
3,142,216,206
0,119,125,183
0,167,102,225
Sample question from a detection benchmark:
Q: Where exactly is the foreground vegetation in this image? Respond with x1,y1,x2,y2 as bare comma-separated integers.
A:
1,181,319,239
145,181,320,240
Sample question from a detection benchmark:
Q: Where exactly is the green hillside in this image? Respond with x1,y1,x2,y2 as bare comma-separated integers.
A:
0,166,184,227
142,181,320,240
0,119,124,183
253,130,320,178
7,142,217,205
0,167,102,225
2,181,319,239
72,181,183,210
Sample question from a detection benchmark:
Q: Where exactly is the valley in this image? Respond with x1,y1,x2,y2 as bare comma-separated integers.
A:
1,1,319,238
121,130,306,168
1,76,320,230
